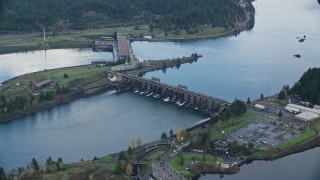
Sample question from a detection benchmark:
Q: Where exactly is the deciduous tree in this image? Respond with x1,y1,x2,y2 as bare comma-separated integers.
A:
125,164,133,176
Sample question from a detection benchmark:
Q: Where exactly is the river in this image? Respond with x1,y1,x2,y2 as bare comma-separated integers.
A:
199,147,320,180
133,0,320,101
0,0,319,177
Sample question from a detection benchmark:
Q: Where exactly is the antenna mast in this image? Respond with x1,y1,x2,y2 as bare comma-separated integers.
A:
43,27,46,42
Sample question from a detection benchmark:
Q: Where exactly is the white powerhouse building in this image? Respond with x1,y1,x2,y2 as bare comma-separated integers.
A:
285,103,320,121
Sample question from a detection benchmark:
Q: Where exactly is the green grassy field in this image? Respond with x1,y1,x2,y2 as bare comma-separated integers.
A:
210,111,255,141
170,153,223,176
1,64,111,99
146,150,166,161
311,119,320,132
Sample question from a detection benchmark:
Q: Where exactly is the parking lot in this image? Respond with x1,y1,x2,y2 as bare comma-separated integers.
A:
227,119,301,150
151,162,185,180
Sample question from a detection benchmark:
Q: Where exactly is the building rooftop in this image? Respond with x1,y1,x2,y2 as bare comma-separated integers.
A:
287,103,320,115
117,36,130,57
34,79,52,88
295,111,320,121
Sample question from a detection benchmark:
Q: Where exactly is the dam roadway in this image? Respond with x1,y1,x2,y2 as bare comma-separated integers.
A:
104,71,231,116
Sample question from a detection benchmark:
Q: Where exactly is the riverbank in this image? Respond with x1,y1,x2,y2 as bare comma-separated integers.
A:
0,26,243,55
0,6,254,56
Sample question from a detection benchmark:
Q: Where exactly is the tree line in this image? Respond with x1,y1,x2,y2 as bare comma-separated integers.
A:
208,99,247,124
0,84,70,117
279,67,320,105
0,0,253,32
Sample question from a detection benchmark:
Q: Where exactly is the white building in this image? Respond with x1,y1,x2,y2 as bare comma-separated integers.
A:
286,104,320,115
295,112,320,121
285,106,300,113
285,103,320,121
254,104,265,110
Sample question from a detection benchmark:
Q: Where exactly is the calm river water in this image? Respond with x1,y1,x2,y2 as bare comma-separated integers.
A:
0,0,319,178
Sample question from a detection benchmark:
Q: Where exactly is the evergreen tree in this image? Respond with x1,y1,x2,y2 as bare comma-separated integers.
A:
161,132,168,140
114,161,122,175
0,0,4,13
63,73,69,78
46,156,53,165
58,157,63,164
31,158,39,173
290,67,320,104
0,166,6,180
230,99,246,116
278,110,283,119
169,129,174,137
57,157,64,170
246,97,251,104
127,146,133,155
93,156,98,161
118,151,128,161
278,90,286,100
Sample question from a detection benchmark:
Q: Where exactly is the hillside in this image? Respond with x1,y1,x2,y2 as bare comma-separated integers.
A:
0,0,254,32
291,67,320,104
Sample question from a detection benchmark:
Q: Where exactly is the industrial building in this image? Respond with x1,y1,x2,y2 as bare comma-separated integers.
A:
32,79,52,90
254,104,265,110
295,111,320,121
285,103,320,121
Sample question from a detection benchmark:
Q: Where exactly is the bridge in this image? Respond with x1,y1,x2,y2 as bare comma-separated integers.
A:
107,71,231,116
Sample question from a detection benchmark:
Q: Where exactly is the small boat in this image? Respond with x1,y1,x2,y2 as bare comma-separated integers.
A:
294,54,301,58
146,92,153,96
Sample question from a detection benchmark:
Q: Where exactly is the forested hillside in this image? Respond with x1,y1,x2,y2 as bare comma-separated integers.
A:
291,68,320,104
0,0,253,32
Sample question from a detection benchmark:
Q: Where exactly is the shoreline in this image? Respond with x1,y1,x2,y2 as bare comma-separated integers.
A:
0,12,253,56
0,28,238,55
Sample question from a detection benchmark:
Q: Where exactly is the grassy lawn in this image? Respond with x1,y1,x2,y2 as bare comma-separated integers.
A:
311,119,320,132
1,64,111,99
234,110,255,121
276,128,316,150
102,155,113,161
210,111,256,141
170,153,223,176
211,121,252,141
146,150,166,161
